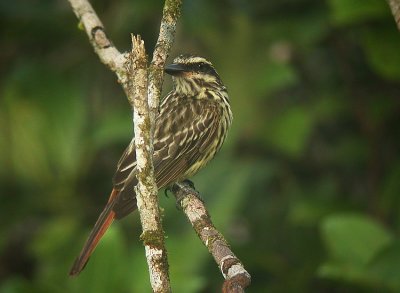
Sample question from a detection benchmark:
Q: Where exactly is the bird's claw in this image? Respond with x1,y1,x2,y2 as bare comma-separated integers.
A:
165,180,194,199
172,180,204,210
182,179,196,190
164,187,171,198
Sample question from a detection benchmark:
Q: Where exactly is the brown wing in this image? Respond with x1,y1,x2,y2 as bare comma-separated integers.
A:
110,140,138,218
111,98,221,218
153,100,221,188
112,139,136,190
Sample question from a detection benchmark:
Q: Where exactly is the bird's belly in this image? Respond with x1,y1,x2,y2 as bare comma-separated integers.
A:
181,130,227,180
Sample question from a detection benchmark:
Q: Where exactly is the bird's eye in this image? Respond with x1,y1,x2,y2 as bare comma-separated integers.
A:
197,63,206,71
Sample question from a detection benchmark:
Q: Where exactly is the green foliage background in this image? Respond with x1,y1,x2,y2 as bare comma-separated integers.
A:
1,0,400,292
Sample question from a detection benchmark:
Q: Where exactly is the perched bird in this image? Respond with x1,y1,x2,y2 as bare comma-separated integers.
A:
70,55,233,276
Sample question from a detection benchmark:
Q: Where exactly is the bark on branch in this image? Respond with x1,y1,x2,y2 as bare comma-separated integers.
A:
128,1,182,288
387,0,400,31
171,182,251,293
67,0,128,83
148,0,182,132
128,35,170,292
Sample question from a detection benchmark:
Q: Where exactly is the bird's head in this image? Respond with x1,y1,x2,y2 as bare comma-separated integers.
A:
165,55,224,95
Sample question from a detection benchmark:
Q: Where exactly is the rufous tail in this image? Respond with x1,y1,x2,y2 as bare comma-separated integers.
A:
69,190,118,276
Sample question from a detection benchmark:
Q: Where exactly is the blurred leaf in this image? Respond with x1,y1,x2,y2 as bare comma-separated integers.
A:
30,217,78,292
289,198,328,226
0,94,51,184
368,241,400,291
0,63,88,185
208,161,254,225
321,214,393,265
319,214,400,291
91,109,132,149
318,262,374,287
263,107,314,157
379,162,400,219
313,95,347,119
362,28,400,81
69,226,130,293
288,176,342,227
255,61,298,96
32,218,77,259
0,278,37,293
260,9,330,48
328,0,389,25
329,136,369,166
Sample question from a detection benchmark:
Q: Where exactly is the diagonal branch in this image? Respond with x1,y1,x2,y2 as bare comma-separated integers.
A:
67,0,128,83
387,0,400,31
128,35,170,292
171,182,251,293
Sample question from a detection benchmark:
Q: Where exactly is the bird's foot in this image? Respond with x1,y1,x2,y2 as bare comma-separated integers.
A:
165,179,196,198
182,179,196,190
172,180,204,210
164,187,171,198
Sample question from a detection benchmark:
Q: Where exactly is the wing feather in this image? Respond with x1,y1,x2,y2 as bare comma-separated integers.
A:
112,140,136,190
152,100,220,188
111,97,222,218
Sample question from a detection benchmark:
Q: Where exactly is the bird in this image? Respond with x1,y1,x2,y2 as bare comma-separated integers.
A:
69,54,233,276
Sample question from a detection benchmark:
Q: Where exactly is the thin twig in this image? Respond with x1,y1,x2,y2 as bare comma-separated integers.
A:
147,0,183,134
129,35,171,292
67,0,128,82
171,182,251,292
387,0,400,31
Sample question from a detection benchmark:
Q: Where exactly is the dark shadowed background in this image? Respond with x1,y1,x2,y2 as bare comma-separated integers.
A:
1,0,400,292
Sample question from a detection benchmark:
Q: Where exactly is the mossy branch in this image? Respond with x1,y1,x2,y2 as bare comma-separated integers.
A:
171,182,251,292
128,35,170,292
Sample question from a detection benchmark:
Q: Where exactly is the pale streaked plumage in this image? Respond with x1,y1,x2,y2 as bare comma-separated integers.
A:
70,55,232,276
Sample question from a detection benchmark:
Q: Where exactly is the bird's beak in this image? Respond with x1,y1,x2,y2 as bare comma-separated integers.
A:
164,63,186,76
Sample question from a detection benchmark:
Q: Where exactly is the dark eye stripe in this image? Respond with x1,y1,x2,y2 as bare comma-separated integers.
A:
190,62,217,76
